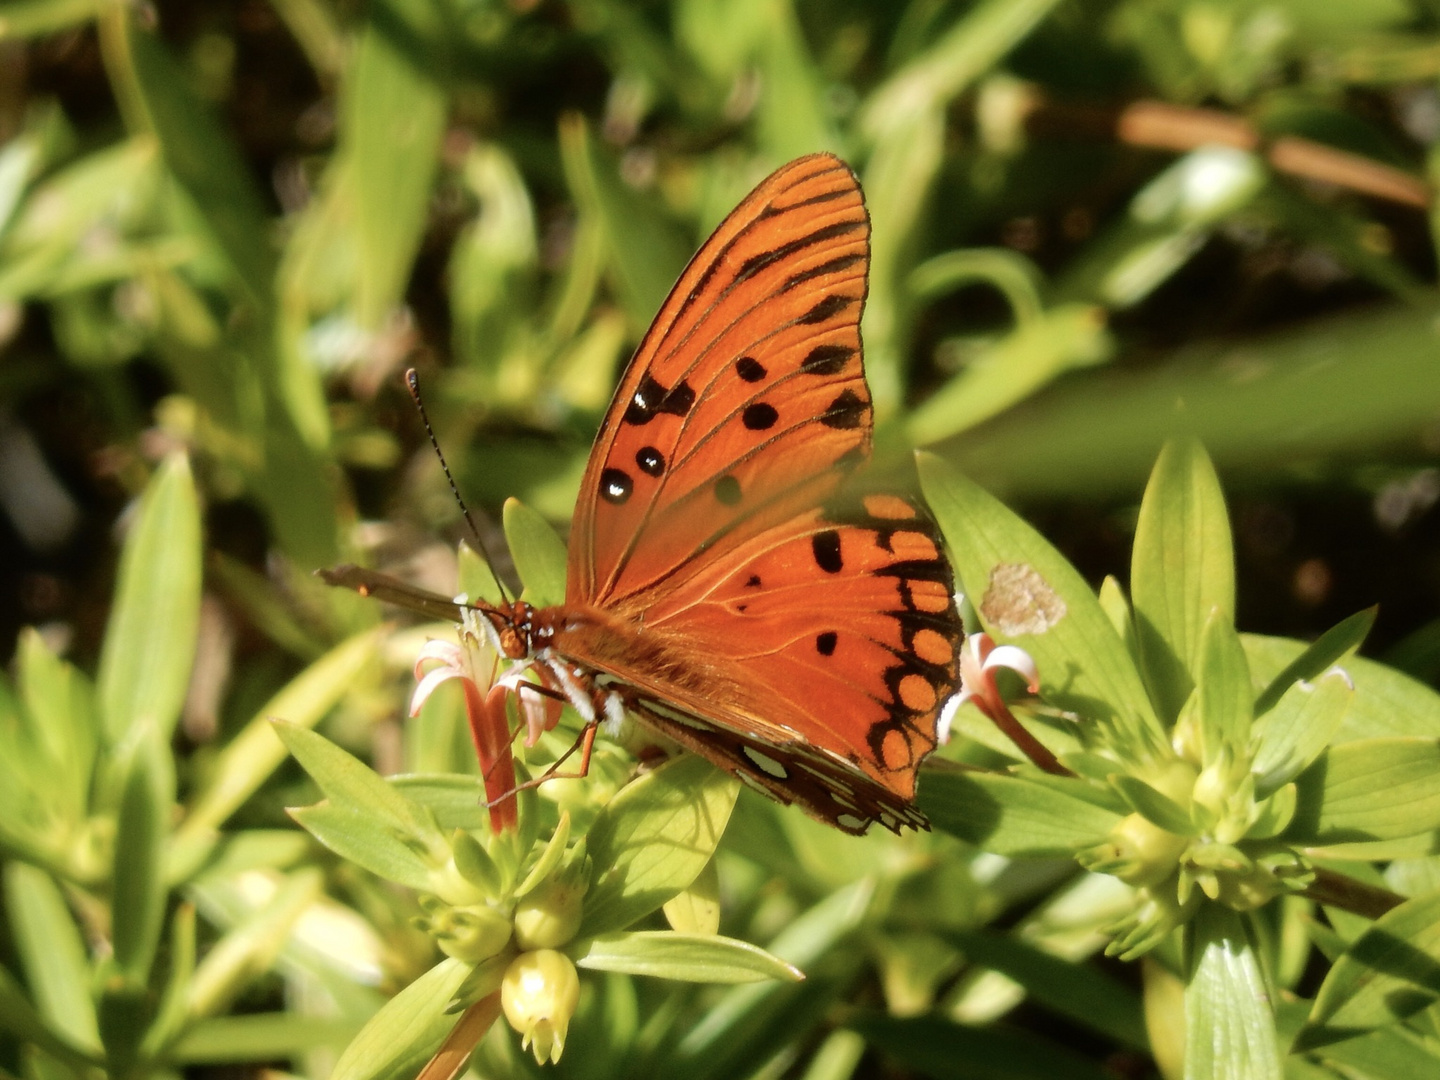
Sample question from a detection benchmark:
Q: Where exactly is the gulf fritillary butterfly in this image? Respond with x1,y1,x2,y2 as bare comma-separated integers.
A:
325,153,963,834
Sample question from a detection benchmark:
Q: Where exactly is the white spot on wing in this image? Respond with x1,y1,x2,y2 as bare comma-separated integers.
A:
743,746,789,779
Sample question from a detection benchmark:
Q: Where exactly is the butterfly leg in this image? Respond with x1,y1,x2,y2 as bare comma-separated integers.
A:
482,720,599,807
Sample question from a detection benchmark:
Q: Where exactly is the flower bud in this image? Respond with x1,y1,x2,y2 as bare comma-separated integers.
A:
430,903,513,963
501,949,580,1065
1103,813,1189,888
513,852,590,950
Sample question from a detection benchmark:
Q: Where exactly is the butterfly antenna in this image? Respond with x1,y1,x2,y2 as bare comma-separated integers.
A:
405,368,512,604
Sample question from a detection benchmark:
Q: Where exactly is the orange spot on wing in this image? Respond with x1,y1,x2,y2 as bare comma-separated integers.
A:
880,727,913,771
899,673,937,712
889,530,939,561
910,581,952,613
912,628,954,666
864,494,916,520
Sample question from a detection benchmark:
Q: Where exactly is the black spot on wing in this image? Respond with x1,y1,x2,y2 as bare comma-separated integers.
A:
798,294,854,325
601,469,632,504
816,631,837,656
635,446,665,476
821,390,866,429
800,344,854,375
812,530,843,573
742,403,778,430
736,356,767,382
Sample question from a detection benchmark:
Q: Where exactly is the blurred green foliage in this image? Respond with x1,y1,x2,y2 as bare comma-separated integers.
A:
2,0,1440,1079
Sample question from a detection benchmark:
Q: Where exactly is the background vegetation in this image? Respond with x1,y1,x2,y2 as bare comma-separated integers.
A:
2,0,1440,1078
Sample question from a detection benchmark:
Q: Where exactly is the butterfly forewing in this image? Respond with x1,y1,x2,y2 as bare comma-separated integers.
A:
571,154,872,607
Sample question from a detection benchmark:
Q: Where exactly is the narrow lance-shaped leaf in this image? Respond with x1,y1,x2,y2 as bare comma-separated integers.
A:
573,931,802,984
1185,906,1281,1080
1302,889,1440,1048
97,452,202,744
1130,439,1235,726
1250,668,1353,798
1187,610,1252,766
504,497,568,608
921,769,1124,855
917,452,1166,760
580,755,739,938
176,628,384,851
329,958,485,1080
1287,737,1440,854
2,862,101,1053
16,628,97,827
1253,607,1375,716
111,723,174,986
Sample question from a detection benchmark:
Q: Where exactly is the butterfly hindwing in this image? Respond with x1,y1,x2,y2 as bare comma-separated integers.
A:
570,154,872,607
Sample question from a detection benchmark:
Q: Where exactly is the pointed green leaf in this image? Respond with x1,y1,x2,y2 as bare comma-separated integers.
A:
1288,738,1440,853
1251,668,1353,798
940,928,1148,1051
16,628,96,825
664,856,721,936
111,723,174,985
580,755,739,938
503,497,568,607
276,723,446,861
187,869,324,1019
557,115,690,332
1254,607,1376,717
329,958,480,1080
2,862,100,1052
287,803,435,894
1190,610,1253,764
1303,889,1440,1046
573,931,801,984
1130,439,1234,725
142,902,196,1057
96,452,201,743
169,1013,358,1064
917,453,1165,760
919,769,1123,855
343,24,446,327
1185,906,1282,1080
176,628,384,856
0,963,97,1069
1244,632,1440,742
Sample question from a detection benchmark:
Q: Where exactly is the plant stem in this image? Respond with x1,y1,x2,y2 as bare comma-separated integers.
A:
1301,867,1405,919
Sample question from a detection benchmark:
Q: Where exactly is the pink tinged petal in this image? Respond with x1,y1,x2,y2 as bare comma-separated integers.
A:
413,639,465,681
983,644,1040,694
411,666,469,716
518,685,562,748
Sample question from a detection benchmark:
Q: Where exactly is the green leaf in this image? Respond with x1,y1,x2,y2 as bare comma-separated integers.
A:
919,769,1122,856
1130,439,1235,725
343,23,446,328
0,963,97,1069
186,869,324,1019
1253,607,1376,717
110,723,174,986
391,774,492,832
2,862,100,1052
664,879,874,1080
557,114,690,333
285,804,434,894
0,0,116,39
906,303,1111,444
940,929,1148,1051
16,628,97,826
580,755,739,938
170,1013,358,1064
503,497,568,607
1308,1023,1440,1078
1244,632,1440,742
1186,611,1253,766
176,628,384,860
278,724,447,874
328,958,481,1080
141,901,195,1058
1250,668,1353,798
573,931,802,984
1184,906,1282,1080
664,856,721,936
917,453,1166,762
1303,889,1440,1046
1287,738,1440,855
111,18,275,299
847,1011,1116,1080
96,452,201,744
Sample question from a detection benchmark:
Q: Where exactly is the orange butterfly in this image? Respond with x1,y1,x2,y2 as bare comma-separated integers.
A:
326,153,963,834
